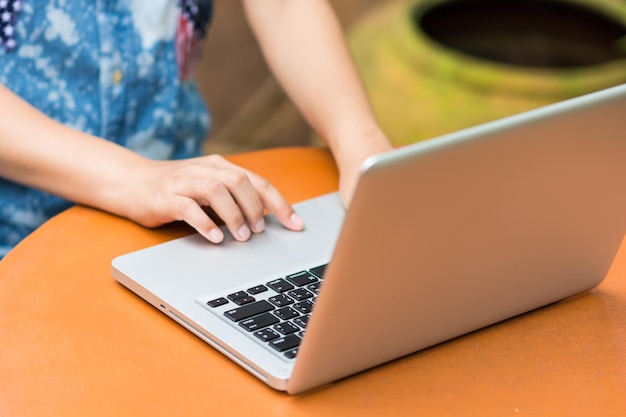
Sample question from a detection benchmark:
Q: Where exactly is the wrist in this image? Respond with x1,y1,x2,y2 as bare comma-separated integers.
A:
332,126,392,172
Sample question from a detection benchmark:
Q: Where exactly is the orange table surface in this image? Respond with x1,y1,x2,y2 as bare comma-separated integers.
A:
1,147,625,417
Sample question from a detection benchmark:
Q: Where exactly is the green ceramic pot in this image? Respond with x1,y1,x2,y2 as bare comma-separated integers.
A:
349,0,626,145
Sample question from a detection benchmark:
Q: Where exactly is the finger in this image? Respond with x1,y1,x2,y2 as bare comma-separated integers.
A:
214,168,267,234
161,174,247,242
170,195,224,243
244,171,305,231
164,170,254,242
200,177,254,242
195,156,268,235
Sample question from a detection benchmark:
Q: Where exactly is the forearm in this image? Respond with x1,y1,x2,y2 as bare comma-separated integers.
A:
243,0,391,166
0,84,304,242
0,83,145,218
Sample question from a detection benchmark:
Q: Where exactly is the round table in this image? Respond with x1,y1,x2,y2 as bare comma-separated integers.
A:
1,147,625,416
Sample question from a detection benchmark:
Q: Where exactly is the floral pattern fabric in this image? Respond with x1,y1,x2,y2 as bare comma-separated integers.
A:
0,0,213,259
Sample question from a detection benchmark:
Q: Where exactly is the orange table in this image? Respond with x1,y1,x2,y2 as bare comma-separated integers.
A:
1,147,625,417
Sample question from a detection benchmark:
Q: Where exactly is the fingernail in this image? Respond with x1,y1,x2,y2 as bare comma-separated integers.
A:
253,219,265,233
208,228,223,243
237,224,251,241
290,213,305,230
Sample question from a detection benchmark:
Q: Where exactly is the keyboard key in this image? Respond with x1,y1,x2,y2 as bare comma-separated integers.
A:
232,296,255,306
307,282,321,295
209,267,327,359
284,348,298,359
309,264,327,279
239,312,279,332
293,315,310,329
269,334,302,352
247,285,268,295
293,299,314,314
274,321,300,335
267,278,294,293
207,297,229,308
286,271,318,287
227,291,248,301
288,288,313,301
268,294,293,307
224,300,274,322
254,328,280,342
274,306,299,321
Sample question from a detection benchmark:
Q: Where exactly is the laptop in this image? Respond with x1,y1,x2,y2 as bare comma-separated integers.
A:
113,84,626,394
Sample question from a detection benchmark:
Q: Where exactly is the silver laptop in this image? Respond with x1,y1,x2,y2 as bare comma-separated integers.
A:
113,84,626,394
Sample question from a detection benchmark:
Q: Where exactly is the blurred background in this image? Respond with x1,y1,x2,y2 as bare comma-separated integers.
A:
197,0,382,155
198,0,626,155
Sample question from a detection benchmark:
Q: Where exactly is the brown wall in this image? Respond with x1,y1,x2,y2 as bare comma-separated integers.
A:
196,0,383,155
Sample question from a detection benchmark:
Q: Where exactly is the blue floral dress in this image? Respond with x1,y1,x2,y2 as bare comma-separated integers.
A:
0,0,213,258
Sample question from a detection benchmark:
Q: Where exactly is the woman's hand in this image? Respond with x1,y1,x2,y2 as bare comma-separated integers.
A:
0,82,304,244
123,154,305,243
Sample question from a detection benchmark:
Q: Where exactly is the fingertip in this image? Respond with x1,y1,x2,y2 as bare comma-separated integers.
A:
206,227,224,243
252,218,266,234
288,212,305,231
236,224,252,241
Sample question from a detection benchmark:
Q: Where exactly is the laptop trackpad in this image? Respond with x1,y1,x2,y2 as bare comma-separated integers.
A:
114,192,345,297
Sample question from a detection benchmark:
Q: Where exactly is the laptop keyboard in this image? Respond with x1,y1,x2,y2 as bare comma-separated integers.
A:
203,264,327,360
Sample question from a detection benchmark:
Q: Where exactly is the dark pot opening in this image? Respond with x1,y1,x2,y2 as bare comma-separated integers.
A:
415,0,626,68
